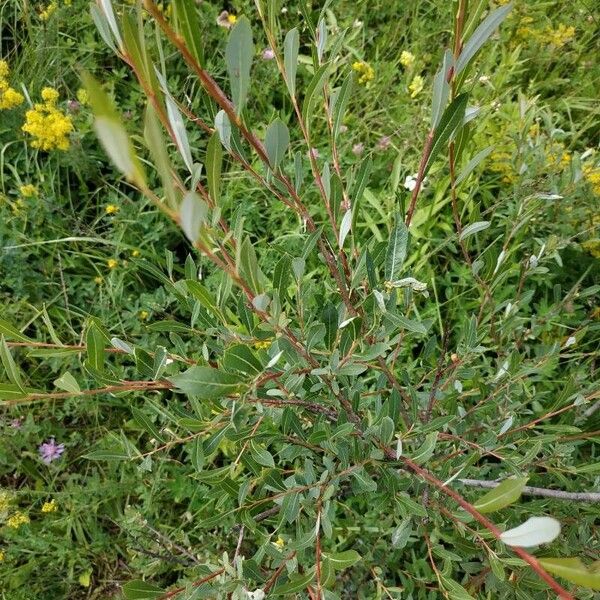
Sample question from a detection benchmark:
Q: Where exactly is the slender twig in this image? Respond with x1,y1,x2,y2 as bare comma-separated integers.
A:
263,551,297,594
157,568,225,600
458,478,600,503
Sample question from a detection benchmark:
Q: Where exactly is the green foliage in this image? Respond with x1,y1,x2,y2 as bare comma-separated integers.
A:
0,0,599,599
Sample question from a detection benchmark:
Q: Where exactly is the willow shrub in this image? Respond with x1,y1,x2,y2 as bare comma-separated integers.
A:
4,0,599,597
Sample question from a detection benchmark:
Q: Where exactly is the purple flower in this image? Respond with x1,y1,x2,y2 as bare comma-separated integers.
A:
352,142,365,156
377,135,391,151
38,438,65,464
262,47,275,60
307,147,320,160
10,417,23,429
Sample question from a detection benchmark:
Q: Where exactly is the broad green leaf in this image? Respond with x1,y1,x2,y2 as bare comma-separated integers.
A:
0,383,27,402
352,467,378,492
264,118,290,170
440,576,476,600
455,3,513,75
459,220,490,241
206,131,222,203
225,16,254,114
223,344,263,375
385,217,409,282
500,517,561,547
82,73,145,187
0,318,31,342
186,280,225,322
172,0,204,67
168,366,243,399
332,72,353,140
431,49,453,129
324,550,362,570
473,477,528,513
131,407,165,443
0,336,24,391
122,580,164,600
179,191,208,244
53,372,81,394
455,146,493,186
412,432,438,465
271,570,315,595
250,441,275,468
538,558,600,590
424,93,469,176
283,28,300,97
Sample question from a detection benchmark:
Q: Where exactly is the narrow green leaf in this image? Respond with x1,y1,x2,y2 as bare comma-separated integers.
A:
239,237,265,294
473,477,529,513
339,209,352,248
455,3,513,75
53,371,81,394
0,336,25,391
168,366,243,399
271,570,315,595
206,131,223,203
179,192,208,244
332,72,353,140
431,49,453,129
412,432,438,465
0,319,31,342
424,93,469,176
459,220,490,241
440,576,476,600
538,558,600,591
98,0,123,49
165,93,194,174
301,64,329,131
385,216,409,282
82,73,146,187
264,118,290,170
225,16,254,114
324,550,361,570
455,146,493,186
86,322,106,373
250,441,275,468
91,4,117,53
223,345,263,375
172,0,204,67
215,110,231,151
283,28,300,97
122,579,165,600
131,407,165,443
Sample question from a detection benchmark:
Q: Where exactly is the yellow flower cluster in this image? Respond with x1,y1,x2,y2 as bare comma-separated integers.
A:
489,150,516,184
22,87,73,151
41,499,58,513
516,18,575,49
352,61,375,85
0,550,4,562
107,258,119,269
19,184,38,197
0,60,24,110
105,204,119,215
582,239,600,259
76,88,89,105
40,1,58,20
545,142,571,170
583,163,600,196
400,50,415,68
6,511,30,529
0,490,11,515
253,340,272,350
408,75,424,98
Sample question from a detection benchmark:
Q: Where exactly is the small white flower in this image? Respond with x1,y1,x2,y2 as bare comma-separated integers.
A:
353,19,363,28
564,336,576,348
352,142,364,156
404,175,417,191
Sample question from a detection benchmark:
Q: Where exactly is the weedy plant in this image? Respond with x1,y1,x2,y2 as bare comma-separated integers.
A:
2,0,599,598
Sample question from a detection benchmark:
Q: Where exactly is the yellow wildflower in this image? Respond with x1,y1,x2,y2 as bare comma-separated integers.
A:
400,50,415,68
139,310,149,320
107,258,118,269
408,75,424,98
0,490,11,514
41,499,58,513
546,24,575,48
582,240,600,259
583,164,600,196
217,11,237,29
0,60,8,79
254,340,272,350
272,536,285,549
352,61,375,85
19,184,38,197
131,249,141,258
76,88,88,105
0,62,24,111
0,550,4,562
94,276,103,285
40,1,58,21
22,88,73,151
489,150,515,184
105,204,119,215
7,511,30,529
228,14,237,24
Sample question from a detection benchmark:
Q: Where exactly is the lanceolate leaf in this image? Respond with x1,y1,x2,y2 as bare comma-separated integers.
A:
455,146,493,186
459,220,490,241
122,579,165,600
283,28,300,97
455,3,513,75
324,550,362,570
206,131,223,203
332,72,353,140
538,558,600,591
431,49,453,129
179,192,208,244
385,216,409,282
168,366,243,399
225,16,254,114
301,64,329,132
473,477,529,513
223,344,263,375
165,93,194,174
172,0,204,67
264,118,290,170
424,93,469,176
500,517,561,547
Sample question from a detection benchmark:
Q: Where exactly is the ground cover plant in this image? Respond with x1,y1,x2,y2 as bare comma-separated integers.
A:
0,0,599,598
